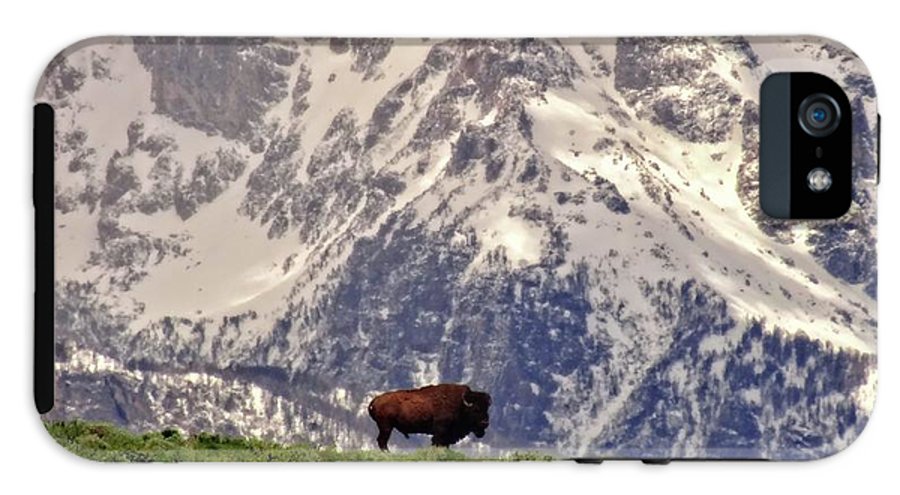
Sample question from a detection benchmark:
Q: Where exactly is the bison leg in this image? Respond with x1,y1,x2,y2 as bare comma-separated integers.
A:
376,423,393,451
430,425,451,448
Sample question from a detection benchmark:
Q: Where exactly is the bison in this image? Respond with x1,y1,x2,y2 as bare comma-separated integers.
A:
367,384,492,451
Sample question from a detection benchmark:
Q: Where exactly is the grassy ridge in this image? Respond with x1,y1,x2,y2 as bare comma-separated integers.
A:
44,421,554,462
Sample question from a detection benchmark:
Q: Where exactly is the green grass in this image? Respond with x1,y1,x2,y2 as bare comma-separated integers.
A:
44,421,555,462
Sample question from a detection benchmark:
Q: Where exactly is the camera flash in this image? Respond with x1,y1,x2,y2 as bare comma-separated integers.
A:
807,167,833,193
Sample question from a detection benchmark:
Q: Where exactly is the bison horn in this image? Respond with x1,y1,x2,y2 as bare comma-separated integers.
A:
462,396,473,407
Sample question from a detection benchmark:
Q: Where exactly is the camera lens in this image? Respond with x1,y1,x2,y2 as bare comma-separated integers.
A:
798,94,841,137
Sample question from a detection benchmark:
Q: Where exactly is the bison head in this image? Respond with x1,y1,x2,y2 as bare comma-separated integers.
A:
461,389,492,438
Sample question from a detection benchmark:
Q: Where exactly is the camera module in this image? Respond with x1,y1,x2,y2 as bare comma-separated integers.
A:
760,73,852,219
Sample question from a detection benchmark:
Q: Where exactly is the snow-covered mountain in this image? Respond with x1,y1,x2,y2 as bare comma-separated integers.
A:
38,37,877,459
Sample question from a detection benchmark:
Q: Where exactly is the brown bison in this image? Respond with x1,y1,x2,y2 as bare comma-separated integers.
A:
367,384,492,451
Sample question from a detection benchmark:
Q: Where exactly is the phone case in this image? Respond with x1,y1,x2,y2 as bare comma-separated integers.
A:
34,36,878,462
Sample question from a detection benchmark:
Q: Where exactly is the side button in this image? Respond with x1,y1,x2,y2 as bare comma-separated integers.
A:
34,103,56,415
641,459,671,465
877,114,881,185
